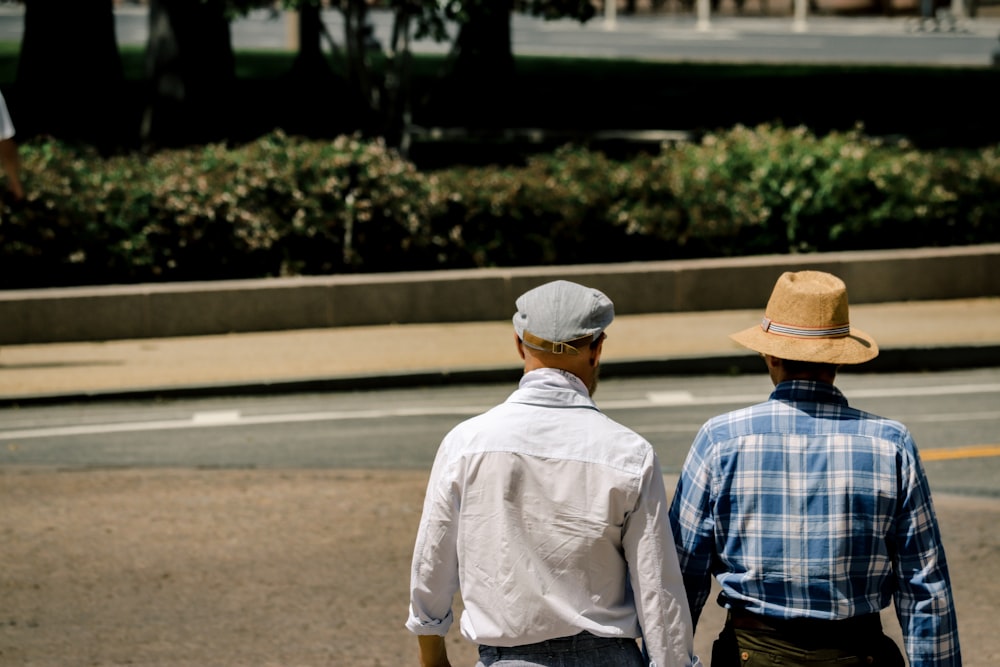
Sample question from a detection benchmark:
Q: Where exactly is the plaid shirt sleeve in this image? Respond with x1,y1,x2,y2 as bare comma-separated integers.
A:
892,441,962,667
668,422,716,628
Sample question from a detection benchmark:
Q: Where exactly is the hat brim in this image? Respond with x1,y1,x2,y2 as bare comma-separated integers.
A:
730,325,879,365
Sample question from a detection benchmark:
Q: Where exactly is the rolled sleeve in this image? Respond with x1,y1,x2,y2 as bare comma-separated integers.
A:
405,443,461,636
625,450,699,667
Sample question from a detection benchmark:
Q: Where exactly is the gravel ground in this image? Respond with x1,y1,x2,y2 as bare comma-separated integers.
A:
1,467,995,666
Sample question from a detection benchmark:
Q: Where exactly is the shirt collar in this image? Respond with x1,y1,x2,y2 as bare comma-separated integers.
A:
510,367,597,409
770,379,849,406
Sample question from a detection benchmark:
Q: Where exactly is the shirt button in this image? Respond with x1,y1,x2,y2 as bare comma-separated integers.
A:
741,651,750,661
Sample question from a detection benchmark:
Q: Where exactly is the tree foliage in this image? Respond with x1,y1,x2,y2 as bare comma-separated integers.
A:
11,0,600,150
209,0,601,148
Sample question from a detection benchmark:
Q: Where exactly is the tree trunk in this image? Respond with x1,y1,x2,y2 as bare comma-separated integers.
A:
279,4,356,139
450,1,514,130
341,0,382,136
291,3,328,76
15,0,127,151
141,0,236,149
384,8,415,152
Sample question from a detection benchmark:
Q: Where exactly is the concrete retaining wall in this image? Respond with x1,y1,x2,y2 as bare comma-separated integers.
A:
3,244,998,345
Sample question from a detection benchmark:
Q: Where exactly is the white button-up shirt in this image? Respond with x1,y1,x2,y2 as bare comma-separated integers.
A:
406,368,698,667
0,90,15,141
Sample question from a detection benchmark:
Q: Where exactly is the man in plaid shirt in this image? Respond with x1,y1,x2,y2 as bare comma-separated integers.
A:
669,270,961,667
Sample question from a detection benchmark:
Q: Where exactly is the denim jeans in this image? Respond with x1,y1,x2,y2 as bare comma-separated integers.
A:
476,631,644,667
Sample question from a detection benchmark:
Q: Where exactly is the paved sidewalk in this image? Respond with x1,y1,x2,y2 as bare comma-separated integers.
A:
2,297,998,404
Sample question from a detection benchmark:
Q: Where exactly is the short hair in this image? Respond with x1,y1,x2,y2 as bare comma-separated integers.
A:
780,358,838,376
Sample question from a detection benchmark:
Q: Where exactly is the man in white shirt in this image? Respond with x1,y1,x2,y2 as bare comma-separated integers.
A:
406,280,700,667
0,89,24,201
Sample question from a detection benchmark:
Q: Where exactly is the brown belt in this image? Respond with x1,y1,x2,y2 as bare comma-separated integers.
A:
728,611,777,632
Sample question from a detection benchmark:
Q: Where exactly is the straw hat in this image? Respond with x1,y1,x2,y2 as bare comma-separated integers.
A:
729,270,879,365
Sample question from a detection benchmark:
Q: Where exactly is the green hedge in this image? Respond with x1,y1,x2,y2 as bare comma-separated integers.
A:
2,123,998,289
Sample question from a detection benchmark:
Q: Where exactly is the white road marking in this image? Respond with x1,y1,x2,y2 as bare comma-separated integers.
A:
646,391,698,405
846,383,1000,399
642,383,1000,407
0,384,997,442
191,411,242,425
0,406,487,441
904,411,1000,423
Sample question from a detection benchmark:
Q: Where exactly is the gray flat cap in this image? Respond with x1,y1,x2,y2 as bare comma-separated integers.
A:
512,280,614,354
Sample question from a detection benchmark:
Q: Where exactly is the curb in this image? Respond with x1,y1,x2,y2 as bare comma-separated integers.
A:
4,343,998,407
3,245,999,345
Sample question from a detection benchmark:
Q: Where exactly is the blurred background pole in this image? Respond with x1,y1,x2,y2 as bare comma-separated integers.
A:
697,0,711,31
793,0,808,32
604,0,617,28
286,10,299,51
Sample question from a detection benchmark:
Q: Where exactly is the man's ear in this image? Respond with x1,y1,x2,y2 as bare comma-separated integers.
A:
589,335,605,367
515,333,526,360
766,354,782,369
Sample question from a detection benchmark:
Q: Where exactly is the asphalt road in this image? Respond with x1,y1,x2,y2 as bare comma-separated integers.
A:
146,8,1000,67
2,367,998,497
0,5,998,67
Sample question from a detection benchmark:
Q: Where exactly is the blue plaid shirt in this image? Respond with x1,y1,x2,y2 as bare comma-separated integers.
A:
669,380,961,667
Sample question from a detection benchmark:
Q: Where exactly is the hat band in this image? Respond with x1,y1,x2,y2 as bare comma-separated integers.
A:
761,317,850,338
522,331,595,355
